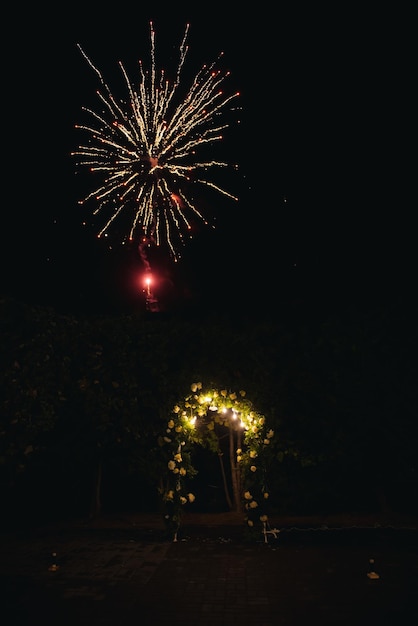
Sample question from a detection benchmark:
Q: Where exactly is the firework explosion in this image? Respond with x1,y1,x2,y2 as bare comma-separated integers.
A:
72,22,240,261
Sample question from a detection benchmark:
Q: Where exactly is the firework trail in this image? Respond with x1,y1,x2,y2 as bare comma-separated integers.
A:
72,22,240,262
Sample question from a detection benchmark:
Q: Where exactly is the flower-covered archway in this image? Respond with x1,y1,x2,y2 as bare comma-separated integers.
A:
157,382,275,541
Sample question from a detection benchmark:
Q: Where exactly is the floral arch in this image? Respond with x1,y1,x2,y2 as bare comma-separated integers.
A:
157,382,275,541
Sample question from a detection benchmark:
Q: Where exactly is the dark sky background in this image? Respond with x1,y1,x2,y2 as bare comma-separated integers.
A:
2,5,415,318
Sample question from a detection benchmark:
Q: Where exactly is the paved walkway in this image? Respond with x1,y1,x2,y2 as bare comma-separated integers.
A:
1,514,417,625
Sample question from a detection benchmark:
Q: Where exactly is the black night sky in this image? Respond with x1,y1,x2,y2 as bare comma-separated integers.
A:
2,5,415,318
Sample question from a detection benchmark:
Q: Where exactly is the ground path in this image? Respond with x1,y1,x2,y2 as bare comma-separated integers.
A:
1,512,417,625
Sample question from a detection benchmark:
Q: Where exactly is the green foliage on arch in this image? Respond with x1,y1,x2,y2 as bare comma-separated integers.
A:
157,382,276,540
